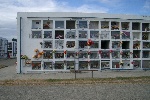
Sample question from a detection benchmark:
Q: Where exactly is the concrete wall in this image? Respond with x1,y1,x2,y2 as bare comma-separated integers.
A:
17,12,150,73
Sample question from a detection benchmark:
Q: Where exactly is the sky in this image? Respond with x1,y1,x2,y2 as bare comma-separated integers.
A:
0,0,150,41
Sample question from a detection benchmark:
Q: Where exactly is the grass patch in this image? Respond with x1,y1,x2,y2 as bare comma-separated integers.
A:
0,76,150,85
45,76,150,83
0,65,8,69
116,76,150,80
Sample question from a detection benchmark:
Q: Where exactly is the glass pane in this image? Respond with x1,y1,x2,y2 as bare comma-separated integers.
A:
32,31,42,38
79,21,87,28
32,61,41,70
44,31,52,38
55,21,64,28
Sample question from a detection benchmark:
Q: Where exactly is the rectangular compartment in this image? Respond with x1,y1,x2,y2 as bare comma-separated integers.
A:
133,41,140,49
89,21,99,29
43,50,53,59
78,21,88,28
133,60,141,69
112,51,120,59
121,31,130,39
142,60,150,69
142,32,150,40
43,62,53,70
67,51,75,59
112,41,120,49
121,22,129,30
79,51,88,59
143,42,150,49
111,31,120,39
54,61,64,70
79,31,88,38
90,61,100,69
142,51,150,58
55,21,64,29
111,22,119,30
55,51,64,59
43,41,53,48
133,50,140,58
101,61,110,69
112,61,120,68
79,41,88,49
55,30,64,39
43,20,53,29
90,41,99,49
55,40,64,49
90,31,99,39
101,21,109,29
44,31,52,39
66,41,75,48
66,31,76,39
122,41,130,49
100,31,109,39
142,23,150,31
101,51,110,59
31,31,42,38
132,22,140,30
90,51,99,59
101,40,110,49
112,60,130,69
32,20,41,29
121,60,130,68
121,50,130,59
32,61,41,70
133,32,141,40
66,61,74,69
79,61,88,69
66,20,75,29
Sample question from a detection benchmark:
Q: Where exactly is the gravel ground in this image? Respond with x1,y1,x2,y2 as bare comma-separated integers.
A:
0,58,16,67
0,84,150,100
0,59,150,100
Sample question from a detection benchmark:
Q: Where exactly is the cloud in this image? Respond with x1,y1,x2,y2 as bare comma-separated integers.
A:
75,4,108,13
144,0,150,9
0,0,109,40
86,0,121,6
141,0,150,15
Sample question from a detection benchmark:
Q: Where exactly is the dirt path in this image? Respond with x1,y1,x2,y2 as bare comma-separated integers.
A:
0,58,16,67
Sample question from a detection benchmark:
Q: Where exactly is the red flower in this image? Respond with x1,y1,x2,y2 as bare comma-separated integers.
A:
99,50,102,54
109,50,113,53
64,50,67,54
131,62,134,64
88,51,91,55
120,51,123,55
87,39,93,46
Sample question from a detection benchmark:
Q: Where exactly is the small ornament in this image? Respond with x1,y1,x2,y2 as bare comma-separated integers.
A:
99,50,102,54
88,51,91,55
131,62,134,64
87,39,93,46
120,41,123,44
64,50,67,54
34,49,39,52
120,51,123,55
109,50,113,53
52,50,56,53
40,42,43,45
